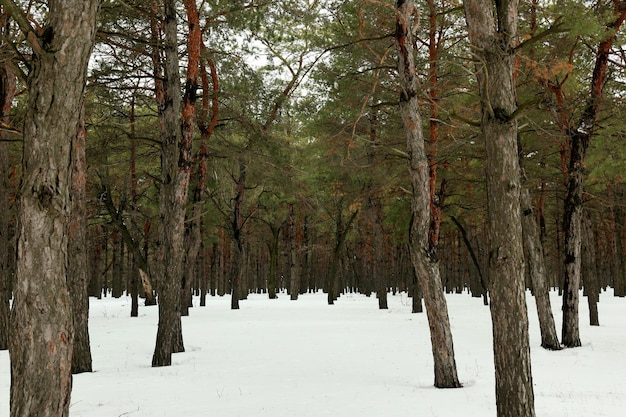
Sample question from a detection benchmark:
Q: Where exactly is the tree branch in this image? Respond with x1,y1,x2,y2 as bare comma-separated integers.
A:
0,0,43,56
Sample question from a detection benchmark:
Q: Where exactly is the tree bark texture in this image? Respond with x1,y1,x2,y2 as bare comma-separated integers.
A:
463,1,536,416
519,139,560,350
8,0,100,416
521,187,560,350
180,0,202,317
395,0,461,389
0,19,15,351
68,107,93,373
152,0,186,367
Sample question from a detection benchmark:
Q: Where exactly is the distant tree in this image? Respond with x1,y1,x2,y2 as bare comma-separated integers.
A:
463,0,536,416
394,0,461,389
3,0,101,416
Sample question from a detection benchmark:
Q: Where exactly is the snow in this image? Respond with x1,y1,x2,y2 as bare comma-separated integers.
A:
1,290,625,417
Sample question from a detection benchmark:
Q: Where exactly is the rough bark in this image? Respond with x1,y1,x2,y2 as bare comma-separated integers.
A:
521,186,561,350
395,0,461,389
7,0,100,415
0,12,15,351
519,138,560,350
152,0,186,367
180,0,202,317
463,0,536,415
68,107,93,373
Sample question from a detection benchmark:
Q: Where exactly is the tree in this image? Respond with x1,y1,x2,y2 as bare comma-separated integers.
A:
3,0,101,415
0,7,15,352
462,0,536,416
152,0,187,367
68,108,93,373
555,0,626,348
394,0,461,389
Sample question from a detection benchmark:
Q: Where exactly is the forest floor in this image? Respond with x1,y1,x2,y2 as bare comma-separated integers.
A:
1,289,625,417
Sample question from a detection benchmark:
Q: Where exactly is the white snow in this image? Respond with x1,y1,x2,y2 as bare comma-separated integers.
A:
1,290,625,417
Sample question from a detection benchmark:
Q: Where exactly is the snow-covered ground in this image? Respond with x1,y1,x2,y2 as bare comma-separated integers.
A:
1,290,625,417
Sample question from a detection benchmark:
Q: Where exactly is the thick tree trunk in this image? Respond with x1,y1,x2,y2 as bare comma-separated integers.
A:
8,1,100,415
180,0,203,317
0,27,15,351
0,128,9,352
463,1,536,415
395,0,461,389
152,0,186,367
68,107,93,373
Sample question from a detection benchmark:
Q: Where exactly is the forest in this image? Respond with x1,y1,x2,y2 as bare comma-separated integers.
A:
1,1,626,417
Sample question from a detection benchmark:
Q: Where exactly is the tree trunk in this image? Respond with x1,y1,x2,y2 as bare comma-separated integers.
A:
267,224,280,299
8,1,100,415
581,210,599,325
519,138,561,350
463,0,536,415
230,160,247,310
395,0,461,389
288,203,299,300
152,0,187,367
68,107,93,373
548,2,626,347
0,21,15,351
179,0,203,317
327,200,357,305
521,187,560,350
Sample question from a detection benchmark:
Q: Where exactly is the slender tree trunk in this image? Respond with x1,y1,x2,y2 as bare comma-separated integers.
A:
521,186,561,349
68,107,93,373
519,139,560,350
129,94,139,317
230,160,247,309
288,203,300,300
8,1,100,415
267,224,280,299
463,1,535,415
152,0,187,367
395,0,461,389
582,210,599,325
